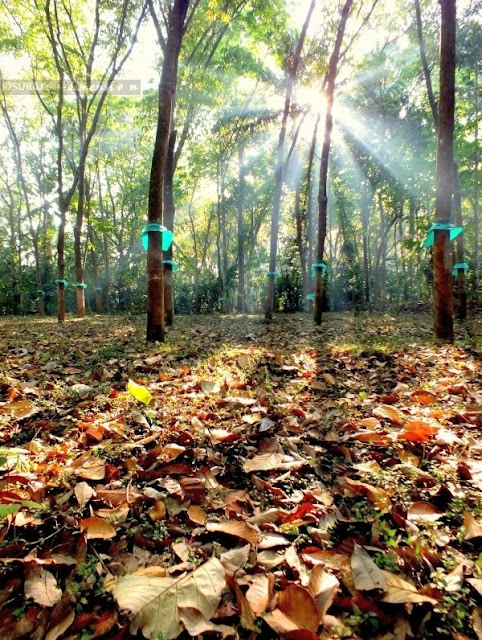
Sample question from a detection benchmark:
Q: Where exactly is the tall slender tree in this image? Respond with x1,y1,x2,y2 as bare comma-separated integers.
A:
265,0,315,321
314,0,353,325
433,0,456,341
146,0,190,342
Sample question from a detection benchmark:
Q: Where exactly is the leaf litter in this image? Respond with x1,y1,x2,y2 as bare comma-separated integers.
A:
0,311,481,640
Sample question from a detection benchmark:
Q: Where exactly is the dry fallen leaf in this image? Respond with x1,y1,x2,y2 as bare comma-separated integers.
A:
264,585,319,635
463,512,482,540
24,567,62,607
110,557,225,640
243,452,306,473
372,404,403,425
206,519,260,546
351,543,388,591
381,571,438,604
80,516,116,539
308,566,339,620
407,502,444,522
245,574,274,615
74,481,96,508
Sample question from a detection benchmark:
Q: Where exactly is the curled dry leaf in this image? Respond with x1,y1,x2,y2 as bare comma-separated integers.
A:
206,519,259,546
407,502,444,522
245,573,274,615
179,607,236,638
308,566,340,619
24,567,62,607
80,516,116,539
372,405,403,425
264,585,319,635
463,512,482,540
110,557,225,640
340,477,391,511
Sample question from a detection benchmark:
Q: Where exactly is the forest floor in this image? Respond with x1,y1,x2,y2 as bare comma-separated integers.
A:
0,310,481,640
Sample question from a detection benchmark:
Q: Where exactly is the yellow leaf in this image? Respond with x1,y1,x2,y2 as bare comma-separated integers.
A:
127,379,152,405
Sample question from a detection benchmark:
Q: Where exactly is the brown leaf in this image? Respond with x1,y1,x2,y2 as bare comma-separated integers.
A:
381,571,438,604
45,608,75,640
265,585,319,634
206,520,259,546
463,512,482,540
245,574,274,615
187,505,207,525
351,543,388,591
148,500,166,522
340,477,391,510
407,502,444,522
322,373,336,385
372,405,403,425
0,399,36,418
80,516,116,539
308,566,339,619
24,567,62,607
75,458,106,481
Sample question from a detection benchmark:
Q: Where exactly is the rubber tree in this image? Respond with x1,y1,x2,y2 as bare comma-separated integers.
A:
414,0,465,321
146,0,190,342
314,0,353,325
433,0,456,341
265,0,315,322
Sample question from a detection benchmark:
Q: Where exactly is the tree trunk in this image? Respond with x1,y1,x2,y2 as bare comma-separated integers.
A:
362,183,370,305
74,161,86,318
433,0,456,341
265,0,315,321
147,0,189,342
57,199,67,323
163,130,177,326
474,57,480,298
453,162,466,320
237,142,246,312
315,0,353,325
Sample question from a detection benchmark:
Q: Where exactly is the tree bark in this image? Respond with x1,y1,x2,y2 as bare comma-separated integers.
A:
314,0,353,325
453,162,466,320
433,0,456,341
147,0,189,342
163,130,177,326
